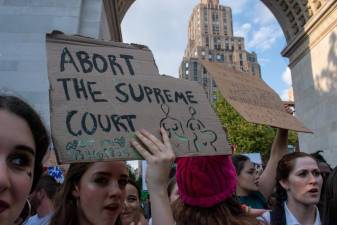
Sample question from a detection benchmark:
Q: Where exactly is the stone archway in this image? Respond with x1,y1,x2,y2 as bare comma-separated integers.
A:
261,0,337,166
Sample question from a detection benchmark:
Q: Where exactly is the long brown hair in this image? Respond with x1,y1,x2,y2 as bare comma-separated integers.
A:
172,196,261,225
49,163,92,225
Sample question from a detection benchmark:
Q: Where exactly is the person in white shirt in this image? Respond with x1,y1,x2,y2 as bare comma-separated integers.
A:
261,152,322,225
24,175,60,225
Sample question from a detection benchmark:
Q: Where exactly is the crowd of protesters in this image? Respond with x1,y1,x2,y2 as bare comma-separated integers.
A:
1,94,337,225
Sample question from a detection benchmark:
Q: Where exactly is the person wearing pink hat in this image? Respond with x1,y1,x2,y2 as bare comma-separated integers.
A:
173,155,261,225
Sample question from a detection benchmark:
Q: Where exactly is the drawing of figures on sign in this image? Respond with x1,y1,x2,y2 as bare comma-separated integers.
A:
160,104,188,150
186,106,217,152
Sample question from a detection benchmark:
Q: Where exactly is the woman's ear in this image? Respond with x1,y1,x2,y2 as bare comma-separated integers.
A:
279,179,289,191
72,184,80,198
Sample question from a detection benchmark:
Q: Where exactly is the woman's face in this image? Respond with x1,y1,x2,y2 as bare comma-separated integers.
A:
281,157,323,206
0,110,36,225
120,183,141,225
237,160,259,193
73,161,128,225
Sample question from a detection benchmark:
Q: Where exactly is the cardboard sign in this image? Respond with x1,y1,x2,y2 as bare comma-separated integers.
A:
47,33,231,163
201,60,312,133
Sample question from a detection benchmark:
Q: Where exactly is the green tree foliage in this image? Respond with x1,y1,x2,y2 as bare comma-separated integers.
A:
214,92,298,161
127,164,136,181
126,163,142,191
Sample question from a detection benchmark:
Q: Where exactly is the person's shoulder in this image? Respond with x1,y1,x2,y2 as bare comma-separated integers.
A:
258,211,271,224
23,214,39,225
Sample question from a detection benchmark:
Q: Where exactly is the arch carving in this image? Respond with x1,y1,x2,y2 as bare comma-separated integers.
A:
261,0,328,43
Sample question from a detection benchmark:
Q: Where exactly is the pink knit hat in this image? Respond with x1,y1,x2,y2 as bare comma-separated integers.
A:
176,155,237,207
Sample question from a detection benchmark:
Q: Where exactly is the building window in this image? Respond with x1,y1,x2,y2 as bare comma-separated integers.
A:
185,62,189,68
229,54,233,63
213,37,221,49
212,12,219,22
193,62,198,77
213,80,217,87
213,93,217,102
212,24,219,34
203,77,208,86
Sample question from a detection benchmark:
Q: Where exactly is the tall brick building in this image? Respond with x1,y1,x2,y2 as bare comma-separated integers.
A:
179,0,261,102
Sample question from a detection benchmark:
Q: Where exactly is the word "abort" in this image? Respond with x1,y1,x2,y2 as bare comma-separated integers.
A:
60,47,135,75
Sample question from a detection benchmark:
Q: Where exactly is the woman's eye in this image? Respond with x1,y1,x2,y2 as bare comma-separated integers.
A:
118,179,128,188
247,170,255,175
298,171,307,177
313,171,321,177
127,196,137,203
9,154,31,169
94,177,109,185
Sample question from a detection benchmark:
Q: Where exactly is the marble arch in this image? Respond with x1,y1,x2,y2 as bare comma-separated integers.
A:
261,0,337,165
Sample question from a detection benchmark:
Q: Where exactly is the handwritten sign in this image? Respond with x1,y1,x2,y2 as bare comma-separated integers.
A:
200,60,311,133
47,33,231,163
